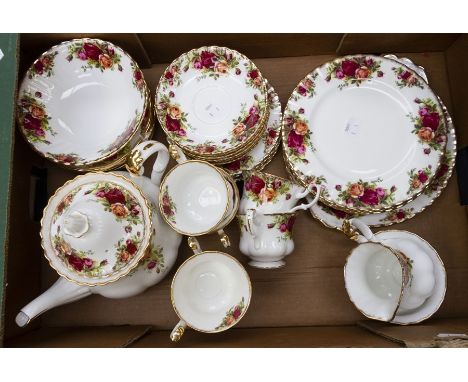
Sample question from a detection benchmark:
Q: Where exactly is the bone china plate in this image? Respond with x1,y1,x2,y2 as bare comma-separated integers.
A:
283,55,448,214
17,39,147,168
155,46,268,159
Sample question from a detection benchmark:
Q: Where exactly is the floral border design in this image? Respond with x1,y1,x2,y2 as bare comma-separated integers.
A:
423,151,453,195
392,66,424,89
244,173,291,206
161,185,177,224
409,98,446,152
267,215,296,240
229,100,264,145
244,61,263,89
156,94,193,143
381,207,415,224
87,182,142,225
53,234,107,276
186,48,240,80
214,297,245,330
292,72,318,101
326,56,383,90
52,187,82,223
407,166,432,195
27,51,58,79
66,40,123,72
284,108,314,163
319,201,351,220
141,245,165,273
335,179,396,208
131,62,145,96
46,152,84,166
18,92,54,145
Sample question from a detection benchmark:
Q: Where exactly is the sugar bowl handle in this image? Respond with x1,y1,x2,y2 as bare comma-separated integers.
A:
170,320,187,342
126,140,170,186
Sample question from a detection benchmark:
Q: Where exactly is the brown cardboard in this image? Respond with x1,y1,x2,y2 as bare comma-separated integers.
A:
358,318,468,347
131,325,401,348
3,34,467,347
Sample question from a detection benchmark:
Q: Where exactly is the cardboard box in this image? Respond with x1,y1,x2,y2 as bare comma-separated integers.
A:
1,33,467,347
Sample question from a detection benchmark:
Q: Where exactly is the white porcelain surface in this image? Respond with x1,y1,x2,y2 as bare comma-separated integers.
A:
284,54,448,213
17,38,147,167
172,251,251,333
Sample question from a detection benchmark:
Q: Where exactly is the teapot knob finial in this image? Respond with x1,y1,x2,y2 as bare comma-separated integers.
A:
63,210,89,238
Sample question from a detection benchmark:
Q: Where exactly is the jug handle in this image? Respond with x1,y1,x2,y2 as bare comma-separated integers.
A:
287,184,322,213
126,140,170,186
246,209,262,250
15,277,91,327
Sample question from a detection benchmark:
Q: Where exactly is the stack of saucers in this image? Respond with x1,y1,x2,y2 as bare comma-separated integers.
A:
17,38,153,172
155,46,282,178
282,54,454,228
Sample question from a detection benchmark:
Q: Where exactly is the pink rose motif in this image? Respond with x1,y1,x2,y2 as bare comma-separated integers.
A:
364,58,374,66
23,114,41,131
396,211,406,220
34,60,44,74
272,179,282,189
164,71,173,80
297,86,307,95
147,261,157,269
355,66,370,79
83,258,93,268
34,128,45,137
377,71,384,77
400,70,412,80
296,145,306,154
82,43,102,61
375,187,385,198
126,240,137,255
107,46,115,56
287,130,304,150
243,112,260,128
248,69,259,79
165,115,181,132
286,216,296,231
422,112,440,131
177,129,186,136
279,223,288,233
419,107,429,116
436,163,448,178
335,70,344,79
359,188,379,206
235,68,241,75
103,188,125,204
249,106,258,115
268,129,277,139
193,60,202,69
331,207,348,219
134,70,142,81
130,205,140,216
341,60,359,77
418,171,429,183
78,51,87,60
200,51,216,69
67,255,84,272
245,175,265,195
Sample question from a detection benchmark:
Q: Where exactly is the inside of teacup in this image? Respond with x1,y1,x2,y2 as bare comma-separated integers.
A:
162,162,229,234
172,252,250,332
345,242,404,321
19,40,145,163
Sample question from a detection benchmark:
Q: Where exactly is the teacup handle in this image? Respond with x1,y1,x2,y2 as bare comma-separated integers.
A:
188,236,202,254
126,140,170,186
170,320,187,342
217,229,231,248
348,218,376,243
287,184,322,213
169,144,188,164
246,209,261,250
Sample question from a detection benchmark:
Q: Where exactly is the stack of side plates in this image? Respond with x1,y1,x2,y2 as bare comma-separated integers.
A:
282,54,455,228
155,46,281,171
17,38,153,171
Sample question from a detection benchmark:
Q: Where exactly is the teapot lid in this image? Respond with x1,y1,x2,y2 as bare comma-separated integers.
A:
41,172,153,286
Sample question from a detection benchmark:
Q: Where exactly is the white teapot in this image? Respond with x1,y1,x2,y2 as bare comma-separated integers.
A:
16,141,182,327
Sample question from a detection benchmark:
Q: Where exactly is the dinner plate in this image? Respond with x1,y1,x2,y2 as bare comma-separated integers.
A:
283,54,448,214
18,38,148,168
222,81,282,178
155,46,269,162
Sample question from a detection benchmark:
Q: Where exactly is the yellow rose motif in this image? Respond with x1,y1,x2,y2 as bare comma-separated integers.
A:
348,183,364,198
111,203,129,218
418,127,434,142
168,105,182,120
412,178,422,189
294,121,309,136
30,105,45,119
232,122,246,138
99,54,112,69
215,61,229,74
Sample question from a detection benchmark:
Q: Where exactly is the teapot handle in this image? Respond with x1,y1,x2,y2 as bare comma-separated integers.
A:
126,140,170,186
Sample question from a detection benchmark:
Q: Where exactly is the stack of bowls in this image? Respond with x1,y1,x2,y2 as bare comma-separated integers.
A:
17,38,153,171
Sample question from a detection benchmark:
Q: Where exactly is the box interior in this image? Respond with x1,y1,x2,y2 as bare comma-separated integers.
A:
3,33,468,347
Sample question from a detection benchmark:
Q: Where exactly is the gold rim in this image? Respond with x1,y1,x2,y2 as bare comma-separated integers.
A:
40,171,154,286
155,45,270,161
158,160,234,236
170,250,252,334
282,53,448,215
212,168,240,231
17,38,150,169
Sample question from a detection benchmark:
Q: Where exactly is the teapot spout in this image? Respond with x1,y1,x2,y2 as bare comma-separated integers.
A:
15,277,92,327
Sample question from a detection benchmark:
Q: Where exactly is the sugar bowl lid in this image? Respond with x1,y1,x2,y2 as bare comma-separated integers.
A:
41,172,153,286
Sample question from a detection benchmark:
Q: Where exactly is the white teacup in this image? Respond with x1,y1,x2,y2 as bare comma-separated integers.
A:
170,237,251,342
344,219,443,324
237,211,297,269
159,146,238,247
240,170,319,214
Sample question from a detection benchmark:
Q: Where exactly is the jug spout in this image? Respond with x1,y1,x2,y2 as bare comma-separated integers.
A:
16,277,92,327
